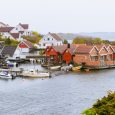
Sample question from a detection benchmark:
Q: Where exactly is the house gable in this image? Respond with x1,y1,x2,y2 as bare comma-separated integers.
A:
107,45,114,54
19,42,28,48
11,25,24,33
99,46,108,55
90,46,98,56
46,47,58,56
63,49,72,64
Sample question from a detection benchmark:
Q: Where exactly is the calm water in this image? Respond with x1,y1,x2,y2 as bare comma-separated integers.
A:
0,64,115,115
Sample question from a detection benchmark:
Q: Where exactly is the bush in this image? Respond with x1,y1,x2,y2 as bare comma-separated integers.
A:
82,91,115,115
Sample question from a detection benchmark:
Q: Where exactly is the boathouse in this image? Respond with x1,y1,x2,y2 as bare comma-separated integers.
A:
62,44,77,64
73,44,115,67
44,45,67,64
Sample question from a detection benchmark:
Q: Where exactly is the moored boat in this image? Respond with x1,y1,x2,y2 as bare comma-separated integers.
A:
49,66,61,70
0,71,13,79
72,66,82,72
21,70,51,78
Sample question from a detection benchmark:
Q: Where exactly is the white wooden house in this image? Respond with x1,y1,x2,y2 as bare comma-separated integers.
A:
38,32,64,49
0,23,32,40
14,40,34,58
10,23,31,36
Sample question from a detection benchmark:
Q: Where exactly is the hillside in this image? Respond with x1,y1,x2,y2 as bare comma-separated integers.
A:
58,32,115,41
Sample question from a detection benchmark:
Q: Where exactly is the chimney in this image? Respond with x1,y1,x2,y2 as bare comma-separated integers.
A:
68,43,70,48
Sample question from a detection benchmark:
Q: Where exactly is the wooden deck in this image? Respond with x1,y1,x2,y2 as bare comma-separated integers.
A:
83,65,115,70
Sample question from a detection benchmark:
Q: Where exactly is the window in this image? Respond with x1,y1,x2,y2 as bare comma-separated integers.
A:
47,38,50,41
43,43,45,46
90,56,98,61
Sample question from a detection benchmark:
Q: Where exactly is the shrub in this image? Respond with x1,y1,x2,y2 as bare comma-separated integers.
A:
82,91,115,115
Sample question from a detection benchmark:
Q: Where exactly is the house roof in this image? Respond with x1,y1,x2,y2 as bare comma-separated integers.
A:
111,46,115,52
49,33,64,41
0,22,9,27
53,45,67,53
96,45,105,50
10,33,19,39
0,27,14,32
75,45,94,54
19,23,29,29
67,45,78,55
21,40,34,48
50,44,78,54
1,46,17,57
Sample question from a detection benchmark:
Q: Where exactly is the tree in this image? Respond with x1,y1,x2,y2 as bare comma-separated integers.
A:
22,31,42,44
102,40,110,44
63,40,68,44
5,38,11,45
93,38,102,44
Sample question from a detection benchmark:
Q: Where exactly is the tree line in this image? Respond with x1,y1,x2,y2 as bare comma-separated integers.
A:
73,36,115,45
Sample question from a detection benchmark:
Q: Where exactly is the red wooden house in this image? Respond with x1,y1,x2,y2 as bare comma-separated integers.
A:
44,44,79,64
62,44,77,64
44,45,67,64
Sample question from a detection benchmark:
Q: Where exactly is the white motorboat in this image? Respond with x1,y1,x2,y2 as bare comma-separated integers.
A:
61,64,73,72
49,66,61,70
21,69,51,78
0,72,13,79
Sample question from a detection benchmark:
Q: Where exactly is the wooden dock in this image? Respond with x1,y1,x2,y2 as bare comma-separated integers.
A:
83,65,115,71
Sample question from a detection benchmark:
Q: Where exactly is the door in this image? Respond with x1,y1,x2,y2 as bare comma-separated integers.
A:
100,55,106,66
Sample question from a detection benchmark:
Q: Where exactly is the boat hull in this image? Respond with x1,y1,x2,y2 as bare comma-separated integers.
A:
21,71,50,78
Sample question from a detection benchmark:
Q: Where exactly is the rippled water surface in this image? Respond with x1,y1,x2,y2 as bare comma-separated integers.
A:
0,64,115,115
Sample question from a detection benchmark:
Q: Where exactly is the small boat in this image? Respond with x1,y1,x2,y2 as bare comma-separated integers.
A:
0,71,13,79
21,69,50,78
50,66,61,70
61,65,73,72
72,66,82,71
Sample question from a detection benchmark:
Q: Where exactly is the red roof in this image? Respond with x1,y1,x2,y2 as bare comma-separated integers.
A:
111,46,115,52
19,23,29,29
53,45,67,53
22,40,34,48
50,44,78,54
0,27,14,32
75,45,94,54
49,33,64,41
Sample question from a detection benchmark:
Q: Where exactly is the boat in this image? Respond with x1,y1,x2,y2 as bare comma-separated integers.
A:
72,66,82,71
61,65,73,72
0,71,13,79
49,66,61,70
21,69,51,78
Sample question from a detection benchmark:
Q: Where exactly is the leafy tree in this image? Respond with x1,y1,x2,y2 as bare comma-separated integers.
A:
22,31,42,44
73,36,103,45
5,38,11,45
93,38,102,44
102,40,110,44
4,38,19,46
63,40,68,44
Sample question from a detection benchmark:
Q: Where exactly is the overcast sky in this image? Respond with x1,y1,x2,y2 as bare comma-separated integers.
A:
0,0,115,34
